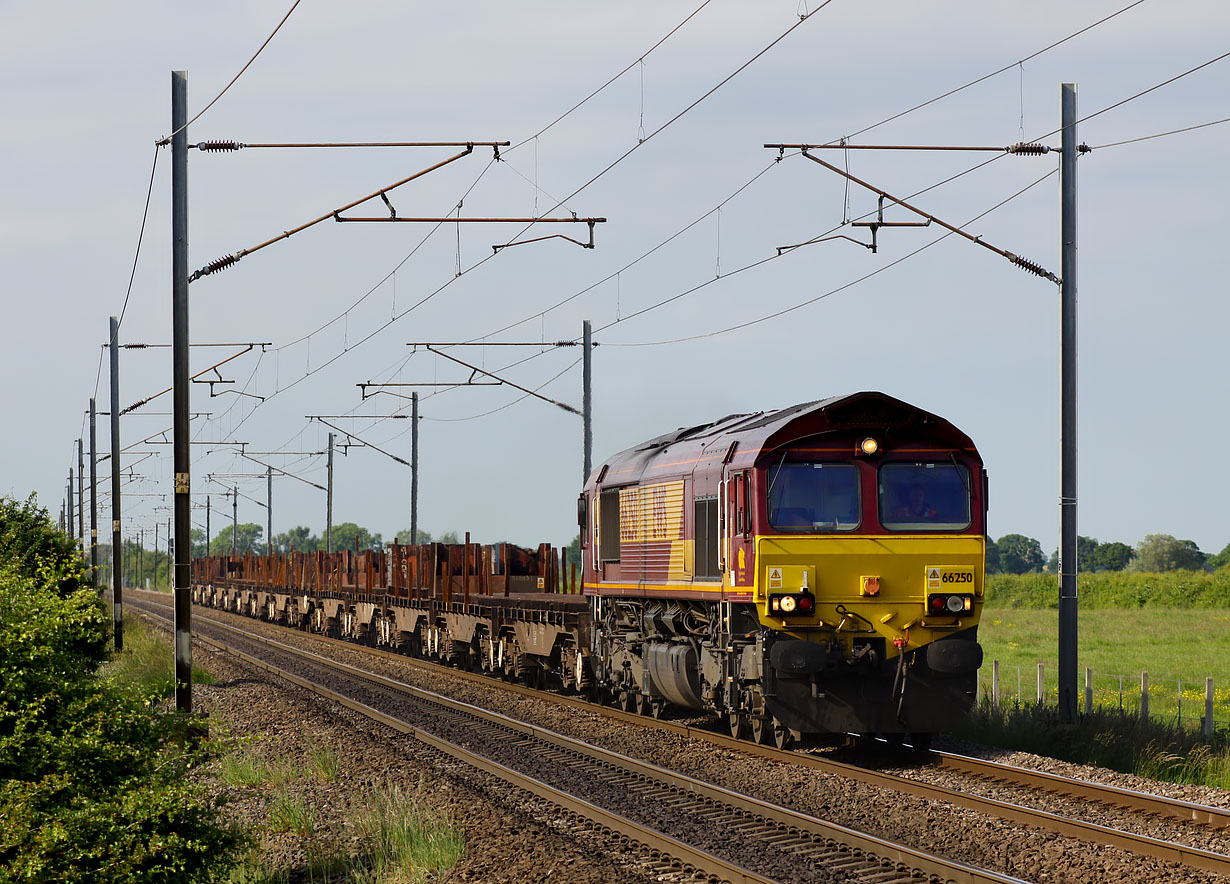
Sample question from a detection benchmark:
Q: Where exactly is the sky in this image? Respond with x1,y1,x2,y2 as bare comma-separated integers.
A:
2,1,1228,557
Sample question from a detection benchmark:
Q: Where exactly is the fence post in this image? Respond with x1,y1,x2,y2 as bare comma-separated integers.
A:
1206,677,1215,737
1084,667,1093,715
1141,670,1149,721
1037,662,1045,704
992,659,1000,708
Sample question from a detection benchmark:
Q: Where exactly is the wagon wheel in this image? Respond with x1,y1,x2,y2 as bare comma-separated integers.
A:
634,693,651,716
728,711,750,740
750,715,772,745
650,699,667,720
621,691,638,714
771,718,797,751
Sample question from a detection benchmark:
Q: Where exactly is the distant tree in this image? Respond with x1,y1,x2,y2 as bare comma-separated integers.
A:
394,528,433,545
389,529,465,546
1089,541,1132,572
1208,543,1230,571
1045,536,1128,573
190,527,208,558
1129,534,1206,572
979,538,998,572
984,537,1002,574
273,525,319,553
995,534,1046,574
208,523,264,555
331,522,382,553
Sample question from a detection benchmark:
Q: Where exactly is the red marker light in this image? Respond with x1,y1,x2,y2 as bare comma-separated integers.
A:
798,595,814,614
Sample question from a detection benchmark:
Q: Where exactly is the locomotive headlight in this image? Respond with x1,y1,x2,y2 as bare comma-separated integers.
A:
769,592,815,617
859,436,880,456
945,595,965,613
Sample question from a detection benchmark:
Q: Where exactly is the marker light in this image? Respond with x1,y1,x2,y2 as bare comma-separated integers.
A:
928,593,974,616
859,437,879,456
768,592,815,617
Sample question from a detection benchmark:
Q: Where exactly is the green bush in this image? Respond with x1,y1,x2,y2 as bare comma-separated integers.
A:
0,507,245,883
0,494,85,596
986,568,1230,609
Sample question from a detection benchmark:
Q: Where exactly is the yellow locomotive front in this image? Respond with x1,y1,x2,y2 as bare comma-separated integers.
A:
748,432,985,741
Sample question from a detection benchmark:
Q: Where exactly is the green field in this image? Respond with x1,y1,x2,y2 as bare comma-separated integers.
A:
977,606,1230,728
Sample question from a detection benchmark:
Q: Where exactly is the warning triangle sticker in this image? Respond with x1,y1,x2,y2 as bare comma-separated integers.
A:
928,568,940,581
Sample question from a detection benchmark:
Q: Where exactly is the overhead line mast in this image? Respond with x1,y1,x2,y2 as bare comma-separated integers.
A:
768,85,1085,724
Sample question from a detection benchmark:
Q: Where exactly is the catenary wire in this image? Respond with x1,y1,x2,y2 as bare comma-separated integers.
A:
220,7,836,438
1091,116,1230,149
606,168,1059,347
592,48,1230,339
158,0,304,145
845,0,1151,141
455,1,1151,348
507,0,717,153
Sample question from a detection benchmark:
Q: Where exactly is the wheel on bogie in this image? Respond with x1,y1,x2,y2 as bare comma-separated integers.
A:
728,711,749,740
751,715,772,745
771,718,798,751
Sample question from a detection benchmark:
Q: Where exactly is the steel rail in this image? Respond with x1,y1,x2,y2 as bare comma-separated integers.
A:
220,606,1230,839
146,591,1230,878
135,594,1024,884
931,750,1230,829
128,597,775,884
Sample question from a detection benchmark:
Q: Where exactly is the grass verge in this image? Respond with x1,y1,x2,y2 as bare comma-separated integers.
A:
102,613,214,699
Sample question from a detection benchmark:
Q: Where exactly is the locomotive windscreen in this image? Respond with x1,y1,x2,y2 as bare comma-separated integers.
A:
878,462,971,530
766,462,860,532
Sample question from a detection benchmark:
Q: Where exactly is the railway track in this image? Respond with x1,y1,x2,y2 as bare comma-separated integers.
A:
131,594,1026,884
927,750,1230,830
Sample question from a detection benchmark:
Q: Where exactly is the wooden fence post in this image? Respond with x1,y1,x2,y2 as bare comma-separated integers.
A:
992,659,1000,708
1141,670,1149,721
1084,667,1093,715
1206,677,1215,737
1036,662,1045,704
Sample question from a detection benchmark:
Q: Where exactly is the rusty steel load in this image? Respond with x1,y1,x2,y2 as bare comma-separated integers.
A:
192,539,589,683
193,391,987,748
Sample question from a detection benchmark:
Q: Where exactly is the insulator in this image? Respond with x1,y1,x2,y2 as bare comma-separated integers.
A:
1009,253,1057,282
194,254,240,279
195,140,244,152
1007,142,1050,155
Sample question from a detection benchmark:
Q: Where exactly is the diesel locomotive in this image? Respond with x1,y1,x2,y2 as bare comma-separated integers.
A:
191,391,985,748
581,390,985,747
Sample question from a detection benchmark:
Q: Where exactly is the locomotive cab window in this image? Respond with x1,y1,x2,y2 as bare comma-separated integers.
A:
879,462,971,531
693,497,719,579
766,462,860,532
598,489,621,562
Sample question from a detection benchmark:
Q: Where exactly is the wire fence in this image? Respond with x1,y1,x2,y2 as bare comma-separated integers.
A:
978,661,1227,735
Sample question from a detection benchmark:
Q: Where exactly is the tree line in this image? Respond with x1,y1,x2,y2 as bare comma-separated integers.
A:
191,524,461,557
989,533,1230,575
